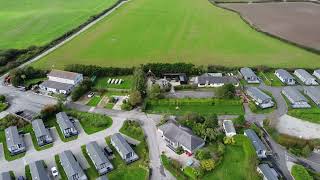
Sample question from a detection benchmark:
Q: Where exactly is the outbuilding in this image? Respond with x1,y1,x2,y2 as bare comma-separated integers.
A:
222,120,236,137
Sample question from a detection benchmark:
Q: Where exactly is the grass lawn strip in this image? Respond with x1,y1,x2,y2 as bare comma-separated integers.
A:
259,72,283,87
291,164,313,180
94,76,133,90
119,120,144,141
81,145,99,179
54,155,68,180
0,103,8,112
86,95,102,107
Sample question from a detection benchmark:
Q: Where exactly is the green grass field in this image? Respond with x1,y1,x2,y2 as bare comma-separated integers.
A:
0,0,117,49
259,72,284,87
146,98,244,115
86,96,102,106
32,0,320,69
93,76,133,90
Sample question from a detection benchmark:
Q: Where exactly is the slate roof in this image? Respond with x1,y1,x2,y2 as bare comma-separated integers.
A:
32,119,50,139
159,122,205,152
314,69,320,75
197,74,238,84
48,70,81,80
96,176,109,180
111,133,134,156
40,80,73,91
59,150,86,180
5,126,23,148
282,87,307,102
304,86,320,103
86,141,111,168
240,67,257,78
56,112,75,130
295,69,314,80
29,160,49,180
0,172,11,180
258,164,279,180
223,120,236,134
247,87,271,101
275,69,294,79
244,129,267,152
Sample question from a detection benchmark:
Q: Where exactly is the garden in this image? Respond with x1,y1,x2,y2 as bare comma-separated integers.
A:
93,76,133,90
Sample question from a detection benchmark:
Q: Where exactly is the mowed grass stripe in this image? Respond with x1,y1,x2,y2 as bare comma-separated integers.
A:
0,0,117,49
32,0,320,69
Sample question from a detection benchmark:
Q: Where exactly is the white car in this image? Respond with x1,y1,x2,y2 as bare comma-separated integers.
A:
87,92,95,98
51,167,59,177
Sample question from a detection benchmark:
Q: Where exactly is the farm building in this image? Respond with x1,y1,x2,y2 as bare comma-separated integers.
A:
158,122,205,155
5,126,26,155
32,119,53,146
163,73,188,85
240,67,259,84
0,172,11,180
222,120,236,137
195,73,239,87
313,69,320,79
274,69,295,85
244,129,267,159
86,141,113,175
56,112,78,138
29,160,49,180
294,69,318,85
59,150,87,180
257,164,279,180
246,87,274,109
111,133,139,164
304,86,320,106
40,70,83,94
282,87,310,108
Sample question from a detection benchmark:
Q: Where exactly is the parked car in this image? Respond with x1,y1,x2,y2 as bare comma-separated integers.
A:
88,92,95,98
17,176,25,180
51,167,59,177
104,146,113,156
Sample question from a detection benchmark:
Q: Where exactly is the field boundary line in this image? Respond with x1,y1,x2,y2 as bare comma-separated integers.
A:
0,0,130,81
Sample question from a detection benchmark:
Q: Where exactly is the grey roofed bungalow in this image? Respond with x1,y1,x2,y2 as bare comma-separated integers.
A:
282,87,310,108
111,133,139,164
244,129,267,159
29,160,49,180
257,164,279,180
196,73,239,87
5,126,26,155
56,112,78,138
0,172,11,180
294,69,318,85
59,150,87,180
32,119,53,146
86,141,113,175
246,87,274,109
240,67,259,83
275,69,295,85
304,86,320,106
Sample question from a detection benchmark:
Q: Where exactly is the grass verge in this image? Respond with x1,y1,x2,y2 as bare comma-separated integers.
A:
54,155,68,180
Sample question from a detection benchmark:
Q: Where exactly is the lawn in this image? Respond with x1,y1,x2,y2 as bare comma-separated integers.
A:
291,164,313,180
202,135,260,180
0,103,8,112
54,155,68,180
145,98,244,115
32,0,320,69
86,95,102,106
93,76,133,90
67,110,113,134
258,72,283,87
0,0,118,49
119,120,144,141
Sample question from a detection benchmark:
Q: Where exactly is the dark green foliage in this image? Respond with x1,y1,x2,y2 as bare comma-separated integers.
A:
176,146,184,155
291,165,313,180
0,95,6,103
195,149,212,160
0,115,28,131
132,67,146,95
207,65,239,73
71,79,92,101
40,104,61,120
142,63,201,77
119,120,144,141
128,91,142,107
215,84,236,99
64,64,133,77
148,84,162,99
9,66,47,87
234,115,246,126
121,101,133,111
25,165,31,180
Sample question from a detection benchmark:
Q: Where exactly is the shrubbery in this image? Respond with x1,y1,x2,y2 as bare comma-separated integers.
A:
215,84,236,99
64,64,133,77
40,104,61,120
71,79,92,101
9,66,47,87
291,165,313,180
195,149,212,160
0,115,28,130
120,120,144,141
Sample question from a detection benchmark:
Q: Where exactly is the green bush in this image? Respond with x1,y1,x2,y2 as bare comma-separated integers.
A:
71,79,92,101
291,165,312,180
0,115,28,131
121,101,133,111
40,104,61,120
0,95,6,103
120,120,144,141
195,149,211,160
25,165,31,180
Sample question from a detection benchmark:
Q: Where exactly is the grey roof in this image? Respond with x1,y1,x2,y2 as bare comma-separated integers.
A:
5,126,23,148
258,164,278,180
32,119,49,139
59,150,86,180
197,74,238,84
223,120,236,134
111,133,134,156
86,141,111,167
314,69,320,75
96,176,109,180
48,70,81,80
294,69,314,79
158,123,205,152
0,172,11,180
240,67,257,78
275,69,294,79
40,80,73,91
56,112,75,130
29,160,49,180
247,87,271,101
282,87,307,102
304,86,320,103
244,129,267,152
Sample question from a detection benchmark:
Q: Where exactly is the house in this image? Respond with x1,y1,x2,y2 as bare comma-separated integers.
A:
29,160,50,180
222,120,236,137
5,126,26,155
244,129,267,159
86,141,113,175
274,69,295,85
158,122,205,155
246,87,274,109
304,86,320,107
110,133,139,164
40,70,83,94
240,67,259,83
195,73,239,87
32,119,53,146
282,87,310,108
313,69,320,79
163,73,188,85
56,112,78,138
294,69,318,85
257,164,279,180
59,150,87,180
0,172,11,180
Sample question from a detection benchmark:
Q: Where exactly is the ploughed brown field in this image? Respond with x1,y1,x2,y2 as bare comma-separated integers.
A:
221,2,320,51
